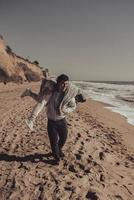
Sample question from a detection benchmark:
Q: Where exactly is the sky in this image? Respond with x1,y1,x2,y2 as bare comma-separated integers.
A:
0,0,134,81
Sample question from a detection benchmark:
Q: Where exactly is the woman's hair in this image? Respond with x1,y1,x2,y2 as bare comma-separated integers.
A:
40,79,56,94
56,74,69,83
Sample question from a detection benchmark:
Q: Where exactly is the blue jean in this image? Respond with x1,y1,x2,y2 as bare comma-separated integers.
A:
47,118,68,159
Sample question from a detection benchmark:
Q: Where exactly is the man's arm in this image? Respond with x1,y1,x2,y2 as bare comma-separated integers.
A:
69,82,88,102
62,98,76,114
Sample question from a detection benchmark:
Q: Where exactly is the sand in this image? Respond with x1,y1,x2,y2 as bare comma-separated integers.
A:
0,82,134,200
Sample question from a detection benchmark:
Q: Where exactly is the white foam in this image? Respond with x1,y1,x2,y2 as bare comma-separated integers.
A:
74,81,134,126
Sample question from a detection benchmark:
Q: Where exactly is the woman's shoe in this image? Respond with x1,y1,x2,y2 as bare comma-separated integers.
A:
21,88,31,98
25,118,34,131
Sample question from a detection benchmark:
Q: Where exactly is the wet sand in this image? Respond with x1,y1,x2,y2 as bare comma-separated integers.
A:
0,82,134,200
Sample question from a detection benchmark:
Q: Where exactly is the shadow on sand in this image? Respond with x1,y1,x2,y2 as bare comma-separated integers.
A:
0,152,58,165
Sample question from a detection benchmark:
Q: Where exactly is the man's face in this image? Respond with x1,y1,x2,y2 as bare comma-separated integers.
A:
59,80,69,92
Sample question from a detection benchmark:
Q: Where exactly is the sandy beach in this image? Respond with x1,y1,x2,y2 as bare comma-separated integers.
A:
0,82,134,200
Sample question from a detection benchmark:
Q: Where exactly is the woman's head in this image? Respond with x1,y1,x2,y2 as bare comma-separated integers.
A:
42,80,56,95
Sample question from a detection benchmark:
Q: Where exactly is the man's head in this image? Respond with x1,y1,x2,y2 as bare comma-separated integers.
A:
56,74,69,92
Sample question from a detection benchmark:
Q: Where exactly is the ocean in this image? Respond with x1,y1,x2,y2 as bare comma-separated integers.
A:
73,81,134,126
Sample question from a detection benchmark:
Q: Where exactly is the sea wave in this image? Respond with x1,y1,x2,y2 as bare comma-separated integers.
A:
73,81,134,126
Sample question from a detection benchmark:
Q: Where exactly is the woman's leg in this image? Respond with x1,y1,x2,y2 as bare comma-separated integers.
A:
26,100,46,130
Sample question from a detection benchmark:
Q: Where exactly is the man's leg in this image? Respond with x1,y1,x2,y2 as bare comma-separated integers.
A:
56,118,68,156
47,119,60,160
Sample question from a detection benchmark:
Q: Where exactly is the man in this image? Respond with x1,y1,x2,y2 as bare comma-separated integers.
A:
21,74,87,163
46,74,74,162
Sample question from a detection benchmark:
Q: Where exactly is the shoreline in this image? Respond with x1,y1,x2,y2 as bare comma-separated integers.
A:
77,98,134,150
90,98,134,126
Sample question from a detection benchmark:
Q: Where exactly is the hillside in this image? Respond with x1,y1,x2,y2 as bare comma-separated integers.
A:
0,35,43,83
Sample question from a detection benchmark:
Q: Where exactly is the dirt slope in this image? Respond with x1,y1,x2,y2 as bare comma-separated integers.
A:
0,36,43,83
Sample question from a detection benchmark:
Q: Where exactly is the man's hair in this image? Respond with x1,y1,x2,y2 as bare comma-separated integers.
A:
56,74,69,83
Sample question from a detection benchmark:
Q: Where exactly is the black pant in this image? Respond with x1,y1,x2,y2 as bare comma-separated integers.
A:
47,118,68,158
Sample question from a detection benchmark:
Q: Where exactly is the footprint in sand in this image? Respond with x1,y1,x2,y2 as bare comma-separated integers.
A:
87,155,93,164
78,149,84,155
99,152,105,160
74,133,82,143
67,122,72,126
100,174,105,182
75,174,83,178
75,136,79,143
124,161,130,168
66,181,72,185
74,159,91,175
126,155,134,162
81,141,84,146
68,164,77,173
63,159,68,167
75,153,82,160
84,167,91,174
86,191,98,200
124,155,134,168
78,163,85,171
77,133,81,138
114,195,124,200
64,185,75,192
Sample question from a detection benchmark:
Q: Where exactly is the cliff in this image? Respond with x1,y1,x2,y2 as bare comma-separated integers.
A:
0,35,43,83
